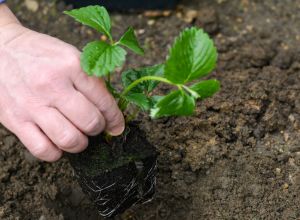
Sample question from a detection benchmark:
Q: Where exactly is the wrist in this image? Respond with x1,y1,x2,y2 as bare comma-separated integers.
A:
0,4,20,27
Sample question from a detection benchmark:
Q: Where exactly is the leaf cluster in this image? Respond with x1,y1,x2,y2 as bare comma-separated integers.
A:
65,6,220,119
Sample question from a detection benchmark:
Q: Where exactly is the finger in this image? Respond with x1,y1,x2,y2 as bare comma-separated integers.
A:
54,89,106,136
14,122,62,162
32,106,88,153
72,73,125,136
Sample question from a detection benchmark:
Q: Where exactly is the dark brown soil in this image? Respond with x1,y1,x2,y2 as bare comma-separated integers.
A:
1,0,300,219
68,123,157,218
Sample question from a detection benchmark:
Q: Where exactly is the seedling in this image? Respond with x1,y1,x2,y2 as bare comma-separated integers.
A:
65,5,220,121
65,5,220,218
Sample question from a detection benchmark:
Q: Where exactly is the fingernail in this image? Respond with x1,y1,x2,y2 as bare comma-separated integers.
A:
107,124,125,136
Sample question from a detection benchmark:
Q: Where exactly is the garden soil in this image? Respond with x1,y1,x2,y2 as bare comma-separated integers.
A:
1,0,300,219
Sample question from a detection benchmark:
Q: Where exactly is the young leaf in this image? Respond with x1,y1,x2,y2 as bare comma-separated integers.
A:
190,79,220,100
81,41,126,77
122,64,164,93
64,6,112,39
165,27,217,84
124,93,151,111
150,90,195,118
119,27,144,55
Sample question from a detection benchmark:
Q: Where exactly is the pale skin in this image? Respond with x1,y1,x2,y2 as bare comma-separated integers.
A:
0,4,125,162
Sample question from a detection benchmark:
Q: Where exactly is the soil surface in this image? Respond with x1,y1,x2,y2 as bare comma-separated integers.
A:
1,0,300,219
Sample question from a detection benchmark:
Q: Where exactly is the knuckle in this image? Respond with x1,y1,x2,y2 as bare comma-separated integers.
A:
57,131,78,149
109,109,123,126
31,142,62,162
84,77,98,93
65,52,80,69
58,131,88,153
68,45,81,56
33,72,55,89
97,93,115,111
44,151,62,162
83,114,105,135
31,72,65,97
47,154,62,162
31,143,48,158
71,136,88,153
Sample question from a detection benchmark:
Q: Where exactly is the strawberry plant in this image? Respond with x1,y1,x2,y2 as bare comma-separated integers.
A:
65,6,220,120
65,5,220,218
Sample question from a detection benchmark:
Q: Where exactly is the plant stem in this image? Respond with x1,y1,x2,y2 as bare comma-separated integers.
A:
182,85,200,99
118,97,129,112
125,107,140,123
106,33,114,45
107,73,111,84
122,76,175,96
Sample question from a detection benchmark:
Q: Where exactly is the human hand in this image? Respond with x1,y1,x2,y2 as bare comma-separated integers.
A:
0,19,125,162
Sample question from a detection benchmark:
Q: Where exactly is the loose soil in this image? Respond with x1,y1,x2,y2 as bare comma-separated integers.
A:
1,0,300,219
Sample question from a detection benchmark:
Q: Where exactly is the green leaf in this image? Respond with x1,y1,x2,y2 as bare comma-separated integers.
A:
150,90,195,118
190,79,220,99
64,6,112,39
124,93,151,111
119,27,144,55
150,95,164,106
165,27,217,84
81,41,126,77
122,64,164,93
